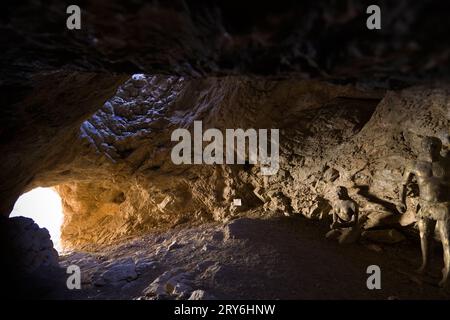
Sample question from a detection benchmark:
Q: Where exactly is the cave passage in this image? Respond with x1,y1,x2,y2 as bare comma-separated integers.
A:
10,187,64,252
2,1,450,301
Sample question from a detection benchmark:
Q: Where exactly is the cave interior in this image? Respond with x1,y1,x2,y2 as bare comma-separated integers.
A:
1,0,450,300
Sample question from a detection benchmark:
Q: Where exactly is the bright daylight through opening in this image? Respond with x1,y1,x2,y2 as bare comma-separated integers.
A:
10,187,64,252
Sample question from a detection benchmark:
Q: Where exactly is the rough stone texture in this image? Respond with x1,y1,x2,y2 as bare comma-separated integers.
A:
40,75,445,249
1,0,450,298
40,75,382,249
0,72,127,215
4,74,444,250
0,1,449,248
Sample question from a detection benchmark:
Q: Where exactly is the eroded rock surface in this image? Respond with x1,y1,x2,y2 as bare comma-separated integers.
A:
34,75,375,248
21,75,445,250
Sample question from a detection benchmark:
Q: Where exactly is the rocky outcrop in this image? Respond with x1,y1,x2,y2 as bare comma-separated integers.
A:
0,216,65,299
0,216,59,273
0,66,447,253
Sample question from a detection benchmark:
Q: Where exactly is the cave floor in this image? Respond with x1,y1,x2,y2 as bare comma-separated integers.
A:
59,216,450,300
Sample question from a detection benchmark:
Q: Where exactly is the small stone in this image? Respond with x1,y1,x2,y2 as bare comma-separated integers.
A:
195,260,215,272
135,259,159,275
143,269,192,298
168,240,183,251
188,290,215,300
172,282,192,298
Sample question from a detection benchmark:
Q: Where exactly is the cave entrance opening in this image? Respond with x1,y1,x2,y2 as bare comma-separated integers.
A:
9,187,64,252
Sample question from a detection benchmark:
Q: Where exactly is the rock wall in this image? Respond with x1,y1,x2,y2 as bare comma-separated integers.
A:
1,1,449,253
0,72,127,215
24,74,446,250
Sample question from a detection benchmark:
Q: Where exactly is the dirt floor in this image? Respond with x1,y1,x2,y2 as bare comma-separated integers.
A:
57,215,450,300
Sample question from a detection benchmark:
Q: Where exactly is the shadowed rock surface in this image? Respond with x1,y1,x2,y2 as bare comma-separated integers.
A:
58,217,449,300
2,0,450,80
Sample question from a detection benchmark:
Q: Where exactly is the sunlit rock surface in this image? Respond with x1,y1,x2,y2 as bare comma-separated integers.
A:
0,216,64,299
58,217,450,299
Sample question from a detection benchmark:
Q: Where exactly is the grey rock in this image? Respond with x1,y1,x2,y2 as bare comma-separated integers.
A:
188,290,216,300
167,240,183,251
97,258,137,285
143,268,192,298
135,259,160,275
